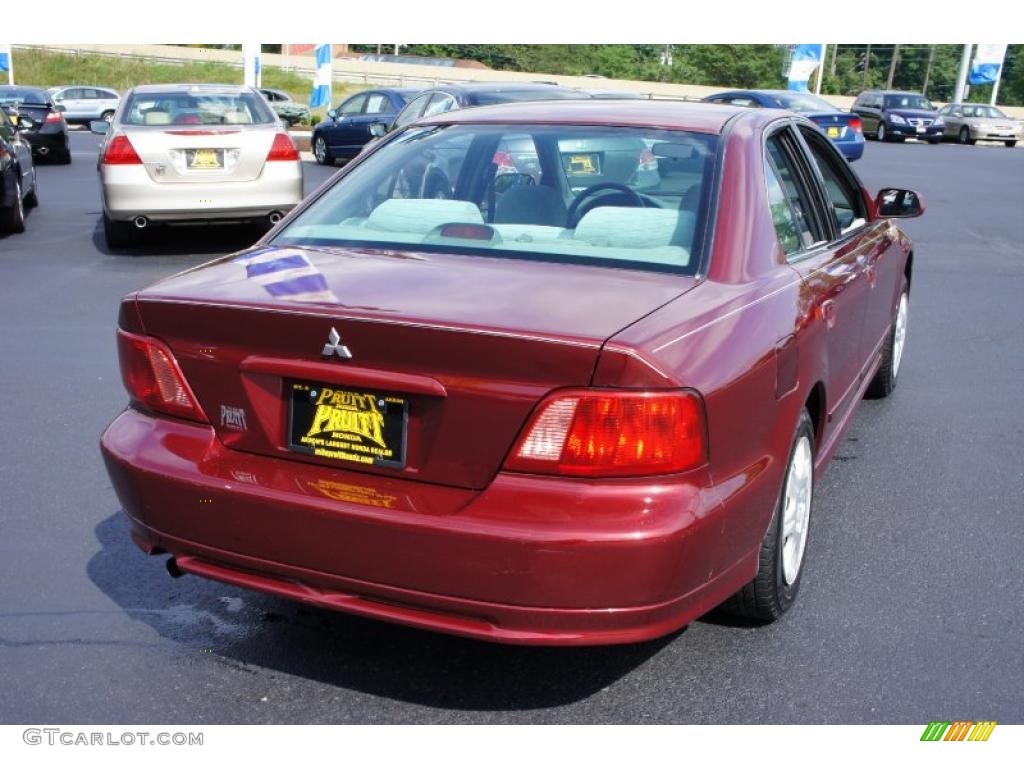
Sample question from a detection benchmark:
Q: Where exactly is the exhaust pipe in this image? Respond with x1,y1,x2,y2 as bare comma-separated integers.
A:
37,146,50,156
166,557,184,579
268,211,284,225
133,216,148,229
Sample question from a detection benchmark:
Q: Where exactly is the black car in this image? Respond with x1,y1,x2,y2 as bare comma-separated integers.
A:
0,105,40,234
387,82,583,134
0,85,71,164
312,88,422,165
851,90,943,144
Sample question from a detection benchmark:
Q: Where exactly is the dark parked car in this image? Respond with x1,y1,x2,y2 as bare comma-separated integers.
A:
0,85,71,164
852,90,943,144
101,100,923,645
311,88,421,165
704,89,865,161
0,105,40,234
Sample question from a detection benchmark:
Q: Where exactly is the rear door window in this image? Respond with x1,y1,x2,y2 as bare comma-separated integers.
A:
392,93,432,130
422,93,457,118
765,130,828,254
365,94,390,114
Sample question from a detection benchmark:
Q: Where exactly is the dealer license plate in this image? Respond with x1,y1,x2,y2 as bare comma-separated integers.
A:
288,381,408,469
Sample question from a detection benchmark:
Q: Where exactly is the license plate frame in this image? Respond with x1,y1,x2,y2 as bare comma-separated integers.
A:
187,148,224,169
287,381,409,469
827,126,841,138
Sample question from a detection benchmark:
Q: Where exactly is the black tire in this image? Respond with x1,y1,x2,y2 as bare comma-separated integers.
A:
0,177,26,234
103,214,136,249
101,111,115,124
927,137,942,145
722,409,815,622
313,135,334,166
958,127,976,146
866,276,909,399
876,123,887,142
1006,140,1017,148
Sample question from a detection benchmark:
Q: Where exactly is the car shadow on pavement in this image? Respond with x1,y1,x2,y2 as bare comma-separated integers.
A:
87,512,677,713
90,217,268,258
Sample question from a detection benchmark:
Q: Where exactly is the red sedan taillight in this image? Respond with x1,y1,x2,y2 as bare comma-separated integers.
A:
116,330,208,423
102,134,142,165
504,390,707,477
849,117,863,134
266,132,299,162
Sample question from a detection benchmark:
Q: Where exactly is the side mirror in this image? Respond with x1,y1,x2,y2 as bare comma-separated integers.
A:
327,109,337,120
368,122,387,138
875,188,924,219
90,120,110,135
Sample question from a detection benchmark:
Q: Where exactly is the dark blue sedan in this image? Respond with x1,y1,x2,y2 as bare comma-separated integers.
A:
703,89,865,161
312,88,421,165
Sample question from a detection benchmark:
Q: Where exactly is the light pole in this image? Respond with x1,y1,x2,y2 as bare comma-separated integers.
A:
953,44,972,104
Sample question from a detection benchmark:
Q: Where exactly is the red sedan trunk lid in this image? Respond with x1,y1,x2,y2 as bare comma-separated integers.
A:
132,246,696,488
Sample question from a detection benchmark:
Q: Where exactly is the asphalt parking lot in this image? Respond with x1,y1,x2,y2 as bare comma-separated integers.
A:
1,130,1021,725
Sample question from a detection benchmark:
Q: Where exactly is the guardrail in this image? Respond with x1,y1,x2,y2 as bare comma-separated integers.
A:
10,44,704,101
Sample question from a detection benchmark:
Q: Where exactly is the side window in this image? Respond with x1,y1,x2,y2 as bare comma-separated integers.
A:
798,128,867,234
0,110,13,142
765,131,826,253
64,88,84,100
392,93,432,129
764,158,802,256
937,105,950,115
364,93,389,114
340,94,367,116
422,93,456,118
728,98,758,107
82,89,101,100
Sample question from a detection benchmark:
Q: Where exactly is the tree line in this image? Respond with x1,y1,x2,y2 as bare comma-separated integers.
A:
347,44,1024,106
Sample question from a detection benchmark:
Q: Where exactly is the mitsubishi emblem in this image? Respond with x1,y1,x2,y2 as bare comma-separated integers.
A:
321,327,353,360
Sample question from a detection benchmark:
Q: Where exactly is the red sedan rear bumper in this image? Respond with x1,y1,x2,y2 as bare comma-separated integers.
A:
101,409,757,645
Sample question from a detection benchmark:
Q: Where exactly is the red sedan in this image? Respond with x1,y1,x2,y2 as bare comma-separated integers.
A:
101,101,922,645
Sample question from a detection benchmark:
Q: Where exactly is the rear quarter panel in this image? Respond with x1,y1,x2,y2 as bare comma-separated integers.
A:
597,114,823,579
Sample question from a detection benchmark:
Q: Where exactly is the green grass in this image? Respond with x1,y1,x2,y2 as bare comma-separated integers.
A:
9,48,357,121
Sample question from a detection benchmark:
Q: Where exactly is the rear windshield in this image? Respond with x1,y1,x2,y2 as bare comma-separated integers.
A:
274,123,718,274
121,89,276,126
0,87,51,106
884,94,933,110
772,93,839,114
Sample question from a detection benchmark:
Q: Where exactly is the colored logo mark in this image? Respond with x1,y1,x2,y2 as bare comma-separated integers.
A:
920,721,996,742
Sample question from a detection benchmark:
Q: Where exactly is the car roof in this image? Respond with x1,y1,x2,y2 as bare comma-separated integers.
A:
418,99,751,134
429,82,579,96
129,83,253,94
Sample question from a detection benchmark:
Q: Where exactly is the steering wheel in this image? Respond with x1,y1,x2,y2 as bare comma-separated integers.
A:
566,182,646,229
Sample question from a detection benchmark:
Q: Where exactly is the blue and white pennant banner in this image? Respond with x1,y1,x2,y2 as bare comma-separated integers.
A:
310,44,332,109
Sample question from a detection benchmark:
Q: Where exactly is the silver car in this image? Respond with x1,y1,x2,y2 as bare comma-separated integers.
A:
49,85,120,124
937,103,1023,147
91,83,304,248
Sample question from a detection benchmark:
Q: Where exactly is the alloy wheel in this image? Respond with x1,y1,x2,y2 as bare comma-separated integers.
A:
892,292,909,378
781,435,813,586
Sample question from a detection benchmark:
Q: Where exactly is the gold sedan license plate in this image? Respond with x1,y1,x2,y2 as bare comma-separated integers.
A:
288,382,408,469
187,148,223,169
